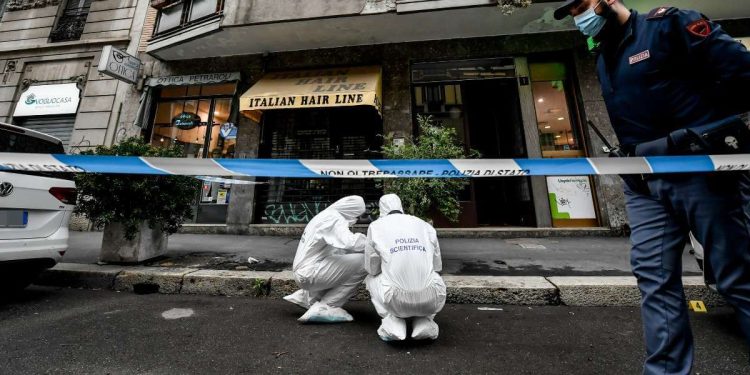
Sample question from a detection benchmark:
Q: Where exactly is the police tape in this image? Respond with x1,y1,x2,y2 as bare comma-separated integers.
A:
2,153,750,178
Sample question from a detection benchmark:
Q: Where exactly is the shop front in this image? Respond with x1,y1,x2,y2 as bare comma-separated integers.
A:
410,57,597,228
239,66,384,224
145,72,241,224
9,59,90,150
12,83,81,149
139,54,602,229
529,62,598,228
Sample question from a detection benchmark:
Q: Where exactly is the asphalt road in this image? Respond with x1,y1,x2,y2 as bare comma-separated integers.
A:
65,232,703,276
1,287,747,374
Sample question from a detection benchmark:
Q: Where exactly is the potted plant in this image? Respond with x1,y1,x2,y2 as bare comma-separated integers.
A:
380,115,479,224
74,137,198,263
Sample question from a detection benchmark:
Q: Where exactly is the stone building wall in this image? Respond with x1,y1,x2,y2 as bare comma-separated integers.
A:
131,30,626,228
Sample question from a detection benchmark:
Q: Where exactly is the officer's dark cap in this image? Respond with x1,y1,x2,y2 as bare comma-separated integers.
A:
554,0,582,20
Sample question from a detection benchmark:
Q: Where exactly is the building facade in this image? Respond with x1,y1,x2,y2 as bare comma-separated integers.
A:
4,0,749,233
126,0,750,232
0,0,150,151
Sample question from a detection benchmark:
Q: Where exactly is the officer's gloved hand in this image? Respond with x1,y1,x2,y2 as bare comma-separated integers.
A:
668,128,705,154
635,137,672,157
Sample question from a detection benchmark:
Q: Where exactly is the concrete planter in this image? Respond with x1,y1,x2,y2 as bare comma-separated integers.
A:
99,222,168,264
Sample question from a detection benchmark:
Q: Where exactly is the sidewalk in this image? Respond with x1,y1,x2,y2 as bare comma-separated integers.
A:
65,231,702,276
33,231,721,307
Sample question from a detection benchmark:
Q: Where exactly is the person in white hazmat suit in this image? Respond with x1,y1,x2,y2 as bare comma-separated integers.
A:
365,194,447,341
284,195,369,323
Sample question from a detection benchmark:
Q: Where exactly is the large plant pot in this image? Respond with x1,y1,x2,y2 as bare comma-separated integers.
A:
99,222,168,264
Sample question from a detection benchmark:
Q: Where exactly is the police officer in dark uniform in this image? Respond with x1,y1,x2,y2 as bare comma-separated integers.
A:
555,1,750,374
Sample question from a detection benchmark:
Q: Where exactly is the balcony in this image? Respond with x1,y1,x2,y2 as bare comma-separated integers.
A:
146,0,750,61
148,0,571,60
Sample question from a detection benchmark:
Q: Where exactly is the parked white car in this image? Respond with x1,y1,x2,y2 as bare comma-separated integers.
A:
0,123,76,292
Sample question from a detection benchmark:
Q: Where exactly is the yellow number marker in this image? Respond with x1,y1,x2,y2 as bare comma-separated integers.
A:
689,300,708,313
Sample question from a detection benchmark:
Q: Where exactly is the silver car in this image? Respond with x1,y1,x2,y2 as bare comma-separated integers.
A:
0,123,76,293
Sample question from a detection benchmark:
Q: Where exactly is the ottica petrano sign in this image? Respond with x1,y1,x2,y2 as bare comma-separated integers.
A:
148,72,241,87
13,83,81,117
98,45,141,84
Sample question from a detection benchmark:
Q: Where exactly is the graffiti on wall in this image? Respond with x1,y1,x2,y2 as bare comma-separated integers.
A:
263,201,378,225
263,202,329,224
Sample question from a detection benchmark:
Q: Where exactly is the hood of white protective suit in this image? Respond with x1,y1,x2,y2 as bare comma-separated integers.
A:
327,195,366,221
379,194,404,218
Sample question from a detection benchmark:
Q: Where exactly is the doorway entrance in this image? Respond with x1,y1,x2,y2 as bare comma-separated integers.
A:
412,58,535,227
149,82,238,224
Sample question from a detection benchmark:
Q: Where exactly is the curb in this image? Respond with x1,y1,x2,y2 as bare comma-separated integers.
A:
172,225,620,238
35,263,725,307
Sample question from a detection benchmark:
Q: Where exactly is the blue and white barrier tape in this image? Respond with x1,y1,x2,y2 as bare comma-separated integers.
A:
1,153,750,178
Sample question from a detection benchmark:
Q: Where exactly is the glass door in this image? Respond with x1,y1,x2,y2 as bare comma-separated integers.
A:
530,62,599,228
149,83,237,223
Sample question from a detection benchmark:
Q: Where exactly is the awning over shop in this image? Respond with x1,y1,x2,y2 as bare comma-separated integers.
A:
240,66,382,118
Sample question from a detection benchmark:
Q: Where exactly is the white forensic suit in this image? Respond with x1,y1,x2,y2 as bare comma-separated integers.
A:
365,194,447,341
284,196,368,323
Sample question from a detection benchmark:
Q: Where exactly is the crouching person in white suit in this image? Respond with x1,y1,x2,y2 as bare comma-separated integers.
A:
284,196,368,323
365,194,447,341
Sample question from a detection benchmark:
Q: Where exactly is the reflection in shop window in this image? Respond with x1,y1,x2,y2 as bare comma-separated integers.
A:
413,84,466,145
530,63,584,158
530,62,599,228
413,83,471,202
152,99,212,158
149,83,237,224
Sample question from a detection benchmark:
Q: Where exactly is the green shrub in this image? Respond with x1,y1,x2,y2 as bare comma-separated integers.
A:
380,115,479,222
74,137,198,240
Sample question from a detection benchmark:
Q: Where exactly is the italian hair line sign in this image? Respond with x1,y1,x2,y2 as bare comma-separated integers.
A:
13,83,81,117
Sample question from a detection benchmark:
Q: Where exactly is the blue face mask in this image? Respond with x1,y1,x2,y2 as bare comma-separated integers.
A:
574,1,607,37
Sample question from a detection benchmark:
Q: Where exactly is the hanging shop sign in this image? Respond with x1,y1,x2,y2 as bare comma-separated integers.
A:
172,112,202,129
148,72,241,87
13,83,81,117
219,123,237,139
240,66,382,115
98,45,142,85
